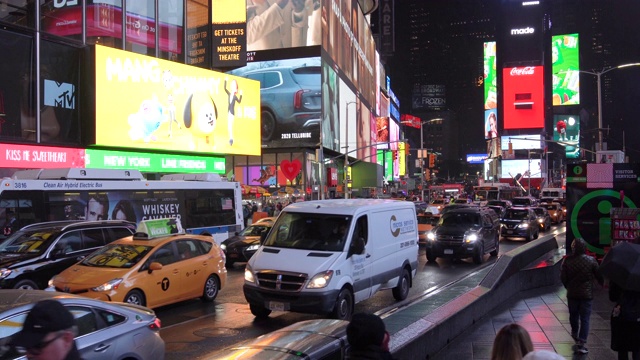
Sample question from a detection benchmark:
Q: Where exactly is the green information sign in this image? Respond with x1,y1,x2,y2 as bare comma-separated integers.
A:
85,149,225,173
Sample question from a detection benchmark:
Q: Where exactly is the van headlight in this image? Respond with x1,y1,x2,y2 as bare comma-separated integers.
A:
427,232,435,241
246,244,260,251
244,263,256,283
464,233,478,243
307,270,333,289
91,278,123,292
220,243,227,251
0,268,11,279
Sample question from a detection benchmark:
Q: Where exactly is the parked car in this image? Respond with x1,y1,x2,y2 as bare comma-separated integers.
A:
207,319,349,359
49,218,227,309
0,289,164,360
540,202,564,223
500,207,539,241
533,207,552,231
222,223,273,267
232,64,321,141
425,207,501,264
0,220,136,290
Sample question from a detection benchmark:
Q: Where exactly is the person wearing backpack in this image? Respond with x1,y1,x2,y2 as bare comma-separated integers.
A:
609,281,640,360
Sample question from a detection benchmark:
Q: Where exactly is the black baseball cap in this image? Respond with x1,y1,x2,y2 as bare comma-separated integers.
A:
11,299,75,349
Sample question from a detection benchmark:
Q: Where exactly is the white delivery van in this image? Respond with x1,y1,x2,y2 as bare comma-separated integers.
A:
243,199,419,320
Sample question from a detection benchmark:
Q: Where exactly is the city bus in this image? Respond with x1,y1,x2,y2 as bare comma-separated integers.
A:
0,168,243,245
473,183,523,205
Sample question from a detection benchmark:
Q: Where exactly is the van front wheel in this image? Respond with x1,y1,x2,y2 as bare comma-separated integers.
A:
392,268,410,301
250,303,272,318
331,288,353,320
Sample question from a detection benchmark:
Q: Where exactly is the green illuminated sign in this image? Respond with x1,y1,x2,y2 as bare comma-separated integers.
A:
85,149,225,173
552,34,580,105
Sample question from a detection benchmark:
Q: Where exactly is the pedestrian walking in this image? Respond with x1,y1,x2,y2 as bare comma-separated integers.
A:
346,312,396,360
608,281,640,360
11,299,83,360
560,237,604,354
490,323,534,360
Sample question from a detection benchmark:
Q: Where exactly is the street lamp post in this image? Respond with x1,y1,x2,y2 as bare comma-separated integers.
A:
344,101,356,199
574,63,640,152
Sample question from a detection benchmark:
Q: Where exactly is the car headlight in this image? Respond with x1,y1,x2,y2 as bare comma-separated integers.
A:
220,243,227,251
465,233,478,243
246,244,260,251
91,278,123,292
47,276,57,288
244,263,255,283
538,218,544,223
307,270,333,289
0,268,11,279
518,223,529,229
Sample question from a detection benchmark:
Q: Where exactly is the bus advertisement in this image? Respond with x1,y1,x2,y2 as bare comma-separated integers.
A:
0,169,243,245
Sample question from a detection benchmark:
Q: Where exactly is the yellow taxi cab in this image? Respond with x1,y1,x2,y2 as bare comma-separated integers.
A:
417,213,439,245
48,218,227,309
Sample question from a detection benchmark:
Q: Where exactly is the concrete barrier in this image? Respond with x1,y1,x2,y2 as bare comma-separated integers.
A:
389,235,563,359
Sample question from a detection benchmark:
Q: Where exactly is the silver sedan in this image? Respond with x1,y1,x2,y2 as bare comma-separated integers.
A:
0,290,164,360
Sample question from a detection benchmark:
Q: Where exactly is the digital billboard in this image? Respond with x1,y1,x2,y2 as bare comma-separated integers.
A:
339,78,358,156
499,0,546,63
501,159,546,179
212,0,247,68
553,115,580,159
500,135,543,151
502,66,545,129
85,148,225,173
484,41,498,140
551,34,580,105
94,45,261,155
246,0,321,52
322,62,340,151
229,56,321,149
376,117,390,150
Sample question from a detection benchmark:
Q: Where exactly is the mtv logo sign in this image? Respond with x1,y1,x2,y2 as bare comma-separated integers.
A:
44,79,76,110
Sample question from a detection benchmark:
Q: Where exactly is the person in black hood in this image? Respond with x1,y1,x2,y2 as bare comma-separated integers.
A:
561,238,604,355
346,313,396,360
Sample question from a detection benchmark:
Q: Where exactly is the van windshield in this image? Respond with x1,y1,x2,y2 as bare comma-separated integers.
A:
263,213,352,252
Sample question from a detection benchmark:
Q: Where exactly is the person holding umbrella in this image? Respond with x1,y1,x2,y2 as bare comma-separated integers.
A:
599,241,640,360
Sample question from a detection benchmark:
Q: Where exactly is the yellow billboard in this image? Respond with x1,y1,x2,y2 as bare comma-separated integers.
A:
95,45,261,155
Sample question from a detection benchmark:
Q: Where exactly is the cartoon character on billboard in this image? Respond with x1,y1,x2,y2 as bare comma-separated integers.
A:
224,77,242,146
183,92,218,149
556,119,568,141
162,70,181,137
128,96,165,142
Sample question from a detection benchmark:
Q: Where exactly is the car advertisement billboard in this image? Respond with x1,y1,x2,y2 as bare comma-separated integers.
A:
553,114,580,159
551,34,580,106
94,45,261,155
228,57,321,149
502,66,545,129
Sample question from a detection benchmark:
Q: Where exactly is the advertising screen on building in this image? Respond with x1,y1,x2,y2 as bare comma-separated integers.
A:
212,0,247,68
94,45,261,155
501,159,546,179
502,66,545,129
500,134,543,151
500,0,545,63
85,148,225,173
412,84,446,111
484,41,498,141
376,117,390,149
229,56,321,149
552,34,580,106
246,0,321,52
467,154,487,164
553,114,580,159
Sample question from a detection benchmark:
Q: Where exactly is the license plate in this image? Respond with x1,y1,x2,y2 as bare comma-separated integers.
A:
444,249,453,255
507,230,513,234
268,301,287,311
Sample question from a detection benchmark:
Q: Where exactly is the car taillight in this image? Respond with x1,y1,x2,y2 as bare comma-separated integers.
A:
294,89,308,109
149,318,161,331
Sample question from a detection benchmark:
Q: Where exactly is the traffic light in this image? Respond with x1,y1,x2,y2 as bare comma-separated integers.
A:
428,154,436,168
424,169,431,181
393,150,398,161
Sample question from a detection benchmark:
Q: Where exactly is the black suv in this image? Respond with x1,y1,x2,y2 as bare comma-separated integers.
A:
425,207,501,264
500,207,539,241
0,220,136,290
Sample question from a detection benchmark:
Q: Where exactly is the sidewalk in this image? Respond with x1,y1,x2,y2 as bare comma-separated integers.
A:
430,284,617,360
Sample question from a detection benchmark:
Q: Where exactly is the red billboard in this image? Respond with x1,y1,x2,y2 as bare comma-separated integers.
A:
502,66,544,129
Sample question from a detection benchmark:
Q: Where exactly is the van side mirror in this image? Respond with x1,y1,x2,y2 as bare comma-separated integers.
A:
348,237,365,257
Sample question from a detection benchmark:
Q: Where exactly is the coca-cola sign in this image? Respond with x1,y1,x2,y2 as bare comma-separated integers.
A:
510,67,536,76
